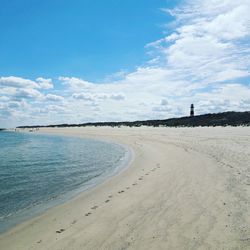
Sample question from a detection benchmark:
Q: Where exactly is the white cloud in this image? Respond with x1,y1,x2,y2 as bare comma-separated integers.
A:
45,94,64,102
152,106,172,112
160,99,168,106
59,77,93,89
1,0,250,127
0,76,54,90
72,92,125,102
14,88,43,99
109,93,125,100
149,0,250,87
47,105,68,113
72,93,94,101
0,96,10,102
36,77,54,89
0,76,39,89
8,101,22,109
95,93,109,100
8,100,30,109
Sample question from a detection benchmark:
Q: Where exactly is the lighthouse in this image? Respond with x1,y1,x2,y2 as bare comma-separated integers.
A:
190,104,194,117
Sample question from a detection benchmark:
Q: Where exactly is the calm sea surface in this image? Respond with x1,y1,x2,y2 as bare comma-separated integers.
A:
0,131,129,233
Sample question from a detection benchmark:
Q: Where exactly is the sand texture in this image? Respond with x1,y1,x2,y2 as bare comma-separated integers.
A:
0,127,249,250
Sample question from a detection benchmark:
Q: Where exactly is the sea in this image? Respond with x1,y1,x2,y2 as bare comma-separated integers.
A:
0,131,130,233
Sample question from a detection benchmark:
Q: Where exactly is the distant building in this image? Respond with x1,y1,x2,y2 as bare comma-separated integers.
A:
190,104,194,117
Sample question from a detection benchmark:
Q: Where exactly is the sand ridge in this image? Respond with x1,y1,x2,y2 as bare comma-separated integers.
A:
0,127,249,249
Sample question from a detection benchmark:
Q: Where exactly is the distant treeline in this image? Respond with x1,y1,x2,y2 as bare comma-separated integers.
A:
0,128,5,131
17,111,250,129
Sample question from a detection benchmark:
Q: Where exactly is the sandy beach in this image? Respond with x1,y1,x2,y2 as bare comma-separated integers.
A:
0,126,249,250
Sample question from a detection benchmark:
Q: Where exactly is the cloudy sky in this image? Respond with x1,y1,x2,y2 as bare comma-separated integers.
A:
0,0,250,128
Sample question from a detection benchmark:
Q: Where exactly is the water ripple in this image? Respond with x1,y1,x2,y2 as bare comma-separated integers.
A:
0,131,127,233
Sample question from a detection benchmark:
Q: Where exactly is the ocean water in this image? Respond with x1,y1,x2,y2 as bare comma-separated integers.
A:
0,131,129,233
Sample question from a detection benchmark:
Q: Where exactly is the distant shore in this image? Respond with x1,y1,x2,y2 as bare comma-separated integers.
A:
15,111,250,128
0,126,250,250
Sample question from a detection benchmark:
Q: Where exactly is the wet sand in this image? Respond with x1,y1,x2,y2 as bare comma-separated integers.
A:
0,126,249,249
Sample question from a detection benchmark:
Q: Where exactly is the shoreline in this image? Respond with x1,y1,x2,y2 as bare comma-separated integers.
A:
0,126,249,249
0,131,134,235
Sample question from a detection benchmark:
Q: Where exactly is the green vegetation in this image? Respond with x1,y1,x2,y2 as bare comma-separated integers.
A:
17,111,250,129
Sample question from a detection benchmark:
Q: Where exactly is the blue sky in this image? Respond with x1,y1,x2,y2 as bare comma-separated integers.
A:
0,0,177,81
0,0,250,127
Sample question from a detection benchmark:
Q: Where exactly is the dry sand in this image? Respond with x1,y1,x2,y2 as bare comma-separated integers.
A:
0,126,249,250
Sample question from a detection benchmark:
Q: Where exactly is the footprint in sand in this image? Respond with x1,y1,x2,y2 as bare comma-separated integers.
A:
132,183,138,186
138,177,143,180
108,195,113,198
105,199,110,203
126,187,130,189
118,190,125,194
56,228,65,233
91,205,98,210
85,212,92,216
71,220,77,225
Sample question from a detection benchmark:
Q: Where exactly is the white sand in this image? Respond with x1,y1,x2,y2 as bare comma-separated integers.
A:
0,126,249,250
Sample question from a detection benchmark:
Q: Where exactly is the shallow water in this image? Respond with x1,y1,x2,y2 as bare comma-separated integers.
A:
0,131,128,233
